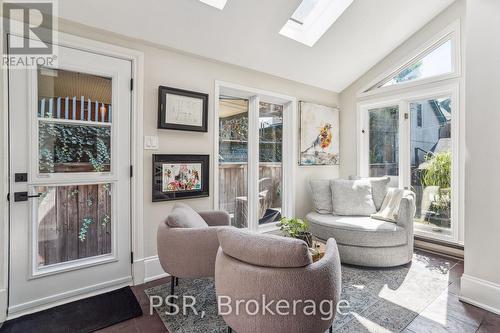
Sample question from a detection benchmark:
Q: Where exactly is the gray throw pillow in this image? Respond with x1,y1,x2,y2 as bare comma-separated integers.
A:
349,176,390,211
166,203,208,228
330,179,377,216
309,179,333,214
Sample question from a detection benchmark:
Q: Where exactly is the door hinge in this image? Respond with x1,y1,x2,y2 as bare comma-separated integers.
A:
131,252,134,264
130,165,133,178
130,78,134,91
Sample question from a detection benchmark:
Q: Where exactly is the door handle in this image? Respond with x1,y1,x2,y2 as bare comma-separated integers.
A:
13,192,41,202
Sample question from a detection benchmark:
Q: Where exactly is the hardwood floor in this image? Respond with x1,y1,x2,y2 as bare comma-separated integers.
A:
98,251,500,333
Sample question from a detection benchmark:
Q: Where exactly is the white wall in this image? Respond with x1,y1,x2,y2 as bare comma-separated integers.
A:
460,0,500,315
339,0,465,178
44,21,339,256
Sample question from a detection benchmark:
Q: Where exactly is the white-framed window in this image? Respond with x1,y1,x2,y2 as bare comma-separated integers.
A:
359,20,461,97
357,22,463,245
214,81,296,232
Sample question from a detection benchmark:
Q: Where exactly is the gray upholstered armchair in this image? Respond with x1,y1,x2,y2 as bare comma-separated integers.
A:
157,203,230,295
215,228,341,333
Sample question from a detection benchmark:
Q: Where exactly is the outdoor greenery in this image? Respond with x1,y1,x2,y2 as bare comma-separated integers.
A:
39,122,112,242
422,152,452,222
422,152,451,189
39,122,111,173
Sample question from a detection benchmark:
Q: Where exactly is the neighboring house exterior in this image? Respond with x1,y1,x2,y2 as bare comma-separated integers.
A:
410,97,452,169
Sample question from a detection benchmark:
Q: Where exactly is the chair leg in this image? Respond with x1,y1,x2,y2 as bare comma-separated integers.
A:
170,275,175,295
228,327,232,333
170,275,175,313
329,326,333,333
176,277,179,286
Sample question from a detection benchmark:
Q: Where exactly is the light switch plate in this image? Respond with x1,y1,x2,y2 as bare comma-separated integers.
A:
144,135,159,150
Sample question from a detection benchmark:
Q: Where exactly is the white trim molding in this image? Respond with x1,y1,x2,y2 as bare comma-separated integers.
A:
460,274,500,316
143,256,168,283
0,289,6,322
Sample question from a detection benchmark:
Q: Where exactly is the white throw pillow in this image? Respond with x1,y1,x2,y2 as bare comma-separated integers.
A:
349,176,390,211
330,179,377,216
309,179,334,214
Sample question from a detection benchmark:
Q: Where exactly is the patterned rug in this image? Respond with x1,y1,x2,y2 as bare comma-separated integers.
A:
145,252,457,333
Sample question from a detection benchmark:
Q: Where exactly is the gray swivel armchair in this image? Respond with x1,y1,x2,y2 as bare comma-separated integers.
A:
157,203,230,295
215,228,342,333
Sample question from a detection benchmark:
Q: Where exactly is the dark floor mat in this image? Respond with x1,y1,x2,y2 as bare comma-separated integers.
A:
0,286,143,333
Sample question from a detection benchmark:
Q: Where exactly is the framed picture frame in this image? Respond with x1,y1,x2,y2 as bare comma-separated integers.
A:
299,101,340,166
152,154,209,202
158,86,208,132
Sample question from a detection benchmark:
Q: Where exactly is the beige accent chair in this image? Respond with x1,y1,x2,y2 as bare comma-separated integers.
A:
157,203,231,296
215,228,341,333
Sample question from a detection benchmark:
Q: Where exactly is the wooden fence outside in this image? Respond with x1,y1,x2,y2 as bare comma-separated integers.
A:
219,163,282,227
37,183,112,267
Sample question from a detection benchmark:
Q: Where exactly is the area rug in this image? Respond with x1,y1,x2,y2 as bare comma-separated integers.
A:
0,286,142,333
145,252,457,333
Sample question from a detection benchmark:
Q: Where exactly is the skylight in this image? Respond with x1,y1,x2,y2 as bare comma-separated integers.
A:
280,0,354,47
198,0,227,10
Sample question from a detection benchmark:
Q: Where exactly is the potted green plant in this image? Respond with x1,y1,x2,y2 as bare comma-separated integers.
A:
278,217,313,247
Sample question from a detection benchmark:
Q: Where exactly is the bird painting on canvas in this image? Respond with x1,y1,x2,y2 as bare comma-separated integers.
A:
302,123,333,153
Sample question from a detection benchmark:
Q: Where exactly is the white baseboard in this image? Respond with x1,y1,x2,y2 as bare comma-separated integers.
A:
460,274,500,315
0,288,6,323
143,256,168,283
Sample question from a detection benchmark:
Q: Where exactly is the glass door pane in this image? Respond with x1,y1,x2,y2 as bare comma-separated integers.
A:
410,97,452,236
37,68,112,174
258,102,283,226
218,98,249,228
368,106,399,177
35,184,112,267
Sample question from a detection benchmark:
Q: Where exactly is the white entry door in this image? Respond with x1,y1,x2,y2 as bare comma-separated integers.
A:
8,39,132,316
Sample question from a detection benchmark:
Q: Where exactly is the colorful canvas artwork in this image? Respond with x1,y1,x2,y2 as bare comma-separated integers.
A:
299,102,340,166
162,163,202,192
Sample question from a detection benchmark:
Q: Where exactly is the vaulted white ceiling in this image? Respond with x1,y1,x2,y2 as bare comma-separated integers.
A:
58,0,455,92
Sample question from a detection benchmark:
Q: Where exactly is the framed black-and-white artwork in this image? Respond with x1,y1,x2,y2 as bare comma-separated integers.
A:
158,86,208,132
152,154,209,202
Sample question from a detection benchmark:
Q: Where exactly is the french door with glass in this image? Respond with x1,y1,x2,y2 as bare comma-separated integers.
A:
359,85,460,243
8,39,132,316
216,85,294,232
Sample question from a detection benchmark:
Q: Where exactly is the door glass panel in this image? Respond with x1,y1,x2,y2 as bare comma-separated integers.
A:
368,106,399,177
258,102,283,225
37,68,112,173
218,98,248,228
35,183,112,268
410,97,452,236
